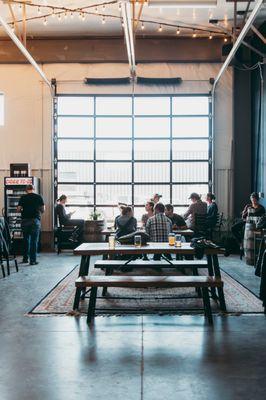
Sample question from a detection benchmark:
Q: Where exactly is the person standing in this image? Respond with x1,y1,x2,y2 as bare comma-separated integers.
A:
183,192,207,230
17,184,45,265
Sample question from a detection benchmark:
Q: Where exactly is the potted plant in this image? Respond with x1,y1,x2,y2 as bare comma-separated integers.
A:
83,210,106,242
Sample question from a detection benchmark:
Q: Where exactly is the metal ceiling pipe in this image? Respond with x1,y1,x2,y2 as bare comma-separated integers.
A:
0,13,52,89
121,0,136,74
212,0,263,94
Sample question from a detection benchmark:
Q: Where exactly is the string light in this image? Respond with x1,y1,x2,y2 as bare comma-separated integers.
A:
64,12,68,20
11,23,15,32
58,13,61,22
121,21,124,28
82,13,86,22
209,32,213,39
95,7,99,13
37,6,41,15
141,22,145,30
224,36,228,42
79,12,82,20
158,24,162,32
52,8,55,18
192,30,197,38
43,17,48,26
103,5,106,11
118,3,122,11
176,27,180,35
102,16,106,24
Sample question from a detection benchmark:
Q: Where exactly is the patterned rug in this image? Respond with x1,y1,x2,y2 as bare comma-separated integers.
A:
29,264,264,316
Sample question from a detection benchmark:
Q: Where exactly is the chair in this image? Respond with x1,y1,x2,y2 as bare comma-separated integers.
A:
209,212,224,240
0,217,18,276
194,214,207,237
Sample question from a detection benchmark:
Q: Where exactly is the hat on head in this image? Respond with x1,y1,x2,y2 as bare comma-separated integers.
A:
154,193,162,198
188,192,200,200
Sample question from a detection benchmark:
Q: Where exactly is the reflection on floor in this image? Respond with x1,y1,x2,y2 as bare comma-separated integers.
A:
0,253,265,400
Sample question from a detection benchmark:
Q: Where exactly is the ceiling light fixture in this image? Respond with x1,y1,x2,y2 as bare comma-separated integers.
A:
141,22,145,30
224,36,228,42
102,16,106,24
52,8,55,18
37,6,41,15
209,32,213,39
192,29,196,38
176,27,180,34
43,17,48,26
158,24,162,32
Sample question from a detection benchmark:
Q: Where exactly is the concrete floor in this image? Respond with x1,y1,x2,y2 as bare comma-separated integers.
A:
0,253,266,400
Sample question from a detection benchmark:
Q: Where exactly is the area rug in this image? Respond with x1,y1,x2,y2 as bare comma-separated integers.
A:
29,265,264,316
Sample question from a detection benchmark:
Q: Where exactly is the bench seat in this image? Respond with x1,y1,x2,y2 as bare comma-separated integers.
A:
74,275,223,325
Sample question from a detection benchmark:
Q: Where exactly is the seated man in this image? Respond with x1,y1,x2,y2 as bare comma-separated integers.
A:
232,192,265,250
115,206,137,239
183,192,207,230
146,203,172,260
55,195,84,242
165,204,187,229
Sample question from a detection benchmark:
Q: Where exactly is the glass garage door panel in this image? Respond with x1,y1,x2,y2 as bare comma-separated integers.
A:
172,162,208,183
134,140,170,160
172,117,209,138
134,184,170,205
58,97,94,115
96,185,132,205
134,97,170,115
96,118,132,138
134,118,170,138
57,117,94,138
58,162,93,183
96,140,132,160
96,97,132,115
57,139,94,160
57,184,94,205
172,139,209,160
96,162,131,182
172,184,209,204
66,206,94,220
134,162,170,183
172,96,209,115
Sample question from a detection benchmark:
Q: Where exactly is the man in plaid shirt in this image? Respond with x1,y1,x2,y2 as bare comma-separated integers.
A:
146,203,172,242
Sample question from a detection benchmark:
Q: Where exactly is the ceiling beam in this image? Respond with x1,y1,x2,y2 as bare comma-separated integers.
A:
6,0,22,40
22,2,27,47
212,0,263,93
134,0,145,33
0,12,51,88
251,25,266,44
121,0,136,74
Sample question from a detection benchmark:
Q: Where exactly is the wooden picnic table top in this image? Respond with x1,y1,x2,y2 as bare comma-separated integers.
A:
101,228,194,236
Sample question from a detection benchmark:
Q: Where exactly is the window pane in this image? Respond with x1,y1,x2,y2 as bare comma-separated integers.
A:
134,140,170,160
58,162,93,182
0,93,4,125
58,97,94,115
66,206,93,220
134,162,169,183
98,207,121,223
172,184,209,204
134,118,170,138
96,140,132,160
58,117,94,138
96,185,132,205
172,162,208,183
57,184,94,205
96,162,131,182
172,139,209,160
58,139,94,160
172,117,209,137
134,97,170,115
172,96,209,115
134,184,170,205
96,118,132,137
96,97,132,115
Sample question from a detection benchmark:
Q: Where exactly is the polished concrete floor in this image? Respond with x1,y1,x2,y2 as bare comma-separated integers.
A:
0,253,266,400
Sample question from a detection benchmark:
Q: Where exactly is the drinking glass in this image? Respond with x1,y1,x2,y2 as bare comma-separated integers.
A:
134,235,142,248
108,234,115,249
175,234,182,247
168,233,175,246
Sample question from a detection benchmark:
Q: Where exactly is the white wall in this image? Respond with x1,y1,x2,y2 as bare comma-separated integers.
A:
0,62,233,235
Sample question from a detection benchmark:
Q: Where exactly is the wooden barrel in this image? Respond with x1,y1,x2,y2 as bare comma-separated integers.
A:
244,220,256,266
83,220,106,243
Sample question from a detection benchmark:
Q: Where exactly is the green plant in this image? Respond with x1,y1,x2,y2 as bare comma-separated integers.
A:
89,210,102,221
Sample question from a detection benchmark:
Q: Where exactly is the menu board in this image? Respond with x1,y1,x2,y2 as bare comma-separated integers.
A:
5,177,32,186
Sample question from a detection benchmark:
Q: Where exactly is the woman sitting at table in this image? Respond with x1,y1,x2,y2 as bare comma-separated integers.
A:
55,195,84,242
115,206,137,239
141,201,154,227
206,193,218,229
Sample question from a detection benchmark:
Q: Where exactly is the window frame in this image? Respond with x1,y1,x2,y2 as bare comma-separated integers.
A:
53,94,212,221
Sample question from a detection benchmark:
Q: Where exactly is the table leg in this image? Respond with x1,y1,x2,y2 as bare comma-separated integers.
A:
78,255,90,276
212,254,227,312
207,254,217,300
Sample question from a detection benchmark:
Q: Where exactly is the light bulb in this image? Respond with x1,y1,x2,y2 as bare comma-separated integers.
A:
70,12,74,19
209,33,213,39
82,13,85,21
158,24,162,32
224,36,228,42
192,30,196,38
102,16,106,24
141,23,145,30
58,13,61,21
38,7,41,15
103,5,106,11
64,12,68,19
52,9,55,18
176,27,180,35
11,23,15,32
118,3,122,11
43,18,48,26
95,7,98,13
